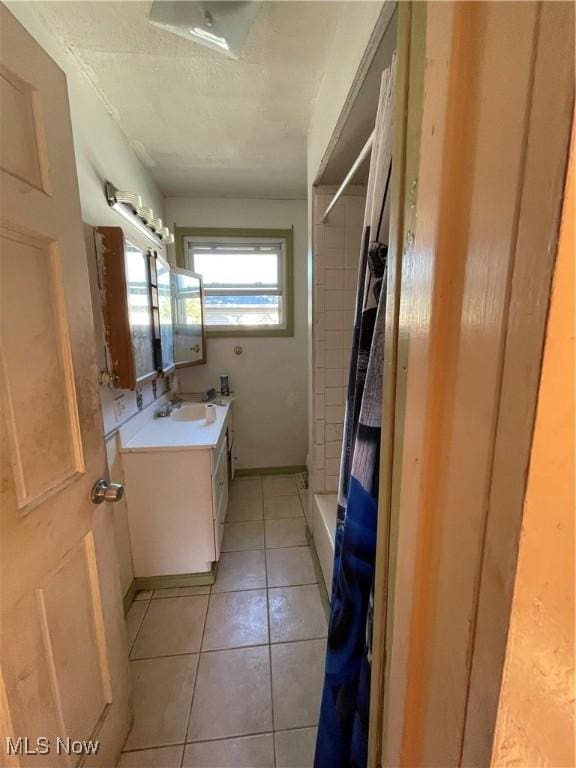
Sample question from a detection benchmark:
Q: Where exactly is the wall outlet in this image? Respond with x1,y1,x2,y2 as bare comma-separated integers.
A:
113,395,126,423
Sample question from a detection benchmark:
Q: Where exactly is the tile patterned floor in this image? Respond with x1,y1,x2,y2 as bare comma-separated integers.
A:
119,475,327,768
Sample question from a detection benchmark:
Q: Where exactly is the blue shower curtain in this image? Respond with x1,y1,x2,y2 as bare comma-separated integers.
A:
315,63,394,768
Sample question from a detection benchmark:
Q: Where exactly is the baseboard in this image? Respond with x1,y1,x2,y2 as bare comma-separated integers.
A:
123,579,137,616
133,568,215,592
235,465,307,477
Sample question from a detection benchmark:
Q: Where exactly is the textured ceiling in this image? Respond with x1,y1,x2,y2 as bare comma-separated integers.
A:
33,1,342,198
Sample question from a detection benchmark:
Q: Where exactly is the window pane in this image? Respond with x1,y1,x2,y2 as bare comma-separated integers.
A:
192,250,279,288
204,294,282,327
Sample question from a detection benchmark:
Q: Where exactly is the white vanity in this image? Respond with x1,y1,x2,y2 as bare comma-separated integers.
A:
120,401,232,579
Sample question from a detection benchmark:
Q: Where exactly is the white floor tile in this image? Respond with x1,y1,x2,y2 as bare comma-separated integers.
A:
222,521,265,552
187,646,272,742
125,655,198,750
263,496,304,519
213,550,266,593
183,734,274,767
126,600,148,651
131,596,208,659
153,586,210,598
271,640,325,731
275,727,318,768
265,518,307,549
268,585,327,643
266,547,317,588
262,475,299,497
226,497,264,522
203,590,268,650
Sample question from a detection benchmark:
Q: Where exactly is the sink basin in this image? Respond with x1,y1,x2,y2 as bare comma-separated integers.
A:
170,404,207,422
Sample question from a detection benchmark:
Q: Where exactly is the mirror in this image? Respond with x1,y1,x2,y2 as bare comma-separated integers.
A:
124,242,156,383
171,267,206,367
156,255,175,373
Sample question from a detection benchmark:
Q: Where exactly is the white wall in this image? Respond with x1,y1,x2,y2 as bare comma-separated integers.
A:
307,1,385,187
6,2,167,437
7,2,166,597
166,197,308,470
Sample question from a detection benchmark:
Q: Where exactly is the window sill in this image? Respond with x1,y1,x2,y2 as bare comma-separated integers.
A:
206,326,294,339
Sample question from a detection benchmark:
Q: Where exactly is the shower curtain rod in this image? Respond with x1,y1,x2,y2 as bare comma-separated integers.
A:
321,128,375,223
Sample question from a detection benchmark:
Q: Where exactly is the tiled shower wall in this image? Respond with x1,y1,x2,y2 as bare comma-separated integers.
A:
310,186,366,493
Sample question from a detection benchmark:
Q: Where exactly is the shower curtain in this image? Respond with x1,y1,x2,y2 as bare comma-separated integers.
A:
315,61,395,768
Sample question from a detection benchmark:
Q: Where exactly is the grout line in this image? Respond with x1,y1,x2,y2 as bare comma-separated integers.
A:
127,595,152,657
214,579,318,594
129,635,328,663
262,536,276,768
119,724,320,757
180,591,210,767
200,637,320,652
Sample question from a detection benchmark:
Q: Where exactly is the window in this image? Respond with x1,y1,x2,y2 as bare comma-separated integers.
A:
177,228,293,337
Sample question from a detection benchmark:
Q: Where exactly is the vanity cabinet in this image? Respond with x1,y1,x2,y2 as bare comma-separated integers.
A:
121,407,232,578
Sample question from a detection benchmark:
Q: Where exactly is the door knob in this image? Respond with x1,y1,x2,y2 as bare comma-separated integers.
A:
91,479,124,504
190,344,200,353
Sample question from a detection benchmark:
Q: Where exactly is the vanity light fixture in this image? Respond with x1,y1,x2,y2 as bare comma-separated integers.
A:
138,205,154,224
105,182,174,247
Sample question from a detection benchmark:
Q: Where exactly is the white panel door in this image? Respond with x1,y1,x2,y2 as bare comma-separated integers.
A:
0,6,130,766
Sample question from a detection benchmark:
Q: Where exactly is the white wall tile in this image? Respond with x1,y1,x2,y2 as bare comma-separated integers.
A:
325,311,344,331
312,469,325,492
314,286,325,313
324,369,342,388
325,475,339,492
325,331,345,350
325,405,344,424
325,387,345,406
325,269,345,290
325,458,340,476
325,423,343,442
325,350,344,370
325,441,342,459
325,290,344,311
311,188,366,493
323,248,345,268
344,269,357,290
343,291,356,311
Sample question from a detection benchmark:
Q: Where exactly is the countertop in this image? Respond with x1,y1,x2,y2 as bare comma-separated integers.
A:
120,401,231,453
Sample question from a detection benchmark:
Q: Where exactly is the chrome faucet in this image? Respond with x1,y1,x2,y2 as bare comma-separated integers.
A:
155,401,181,418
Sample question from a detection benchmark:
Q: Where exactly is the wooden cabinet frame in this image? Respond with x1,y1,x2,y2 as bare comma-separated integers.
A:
95,226,161,389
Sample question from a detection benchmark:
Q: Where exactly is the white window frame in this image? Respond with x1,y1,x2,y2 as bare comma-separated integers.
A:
178,228,294,337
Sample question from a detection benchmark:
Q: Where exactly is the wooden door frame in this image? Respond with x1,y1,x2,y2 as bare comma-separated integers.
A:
369,2,574,766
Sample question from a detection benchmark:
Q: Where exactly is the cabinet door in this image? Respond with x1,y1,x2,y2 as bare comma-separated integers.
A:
154,253,175,374
171,267,206,367
95,226,156,389
213,444,229,560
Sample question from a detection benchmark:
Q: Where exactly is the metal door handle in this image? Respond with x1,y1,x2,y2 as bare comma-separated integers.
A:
190,344,200,353
91,479,124,504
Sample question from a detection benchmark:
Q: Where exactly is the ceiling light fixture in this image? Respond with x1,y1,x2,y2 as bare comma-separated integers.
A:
148,1,260,59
